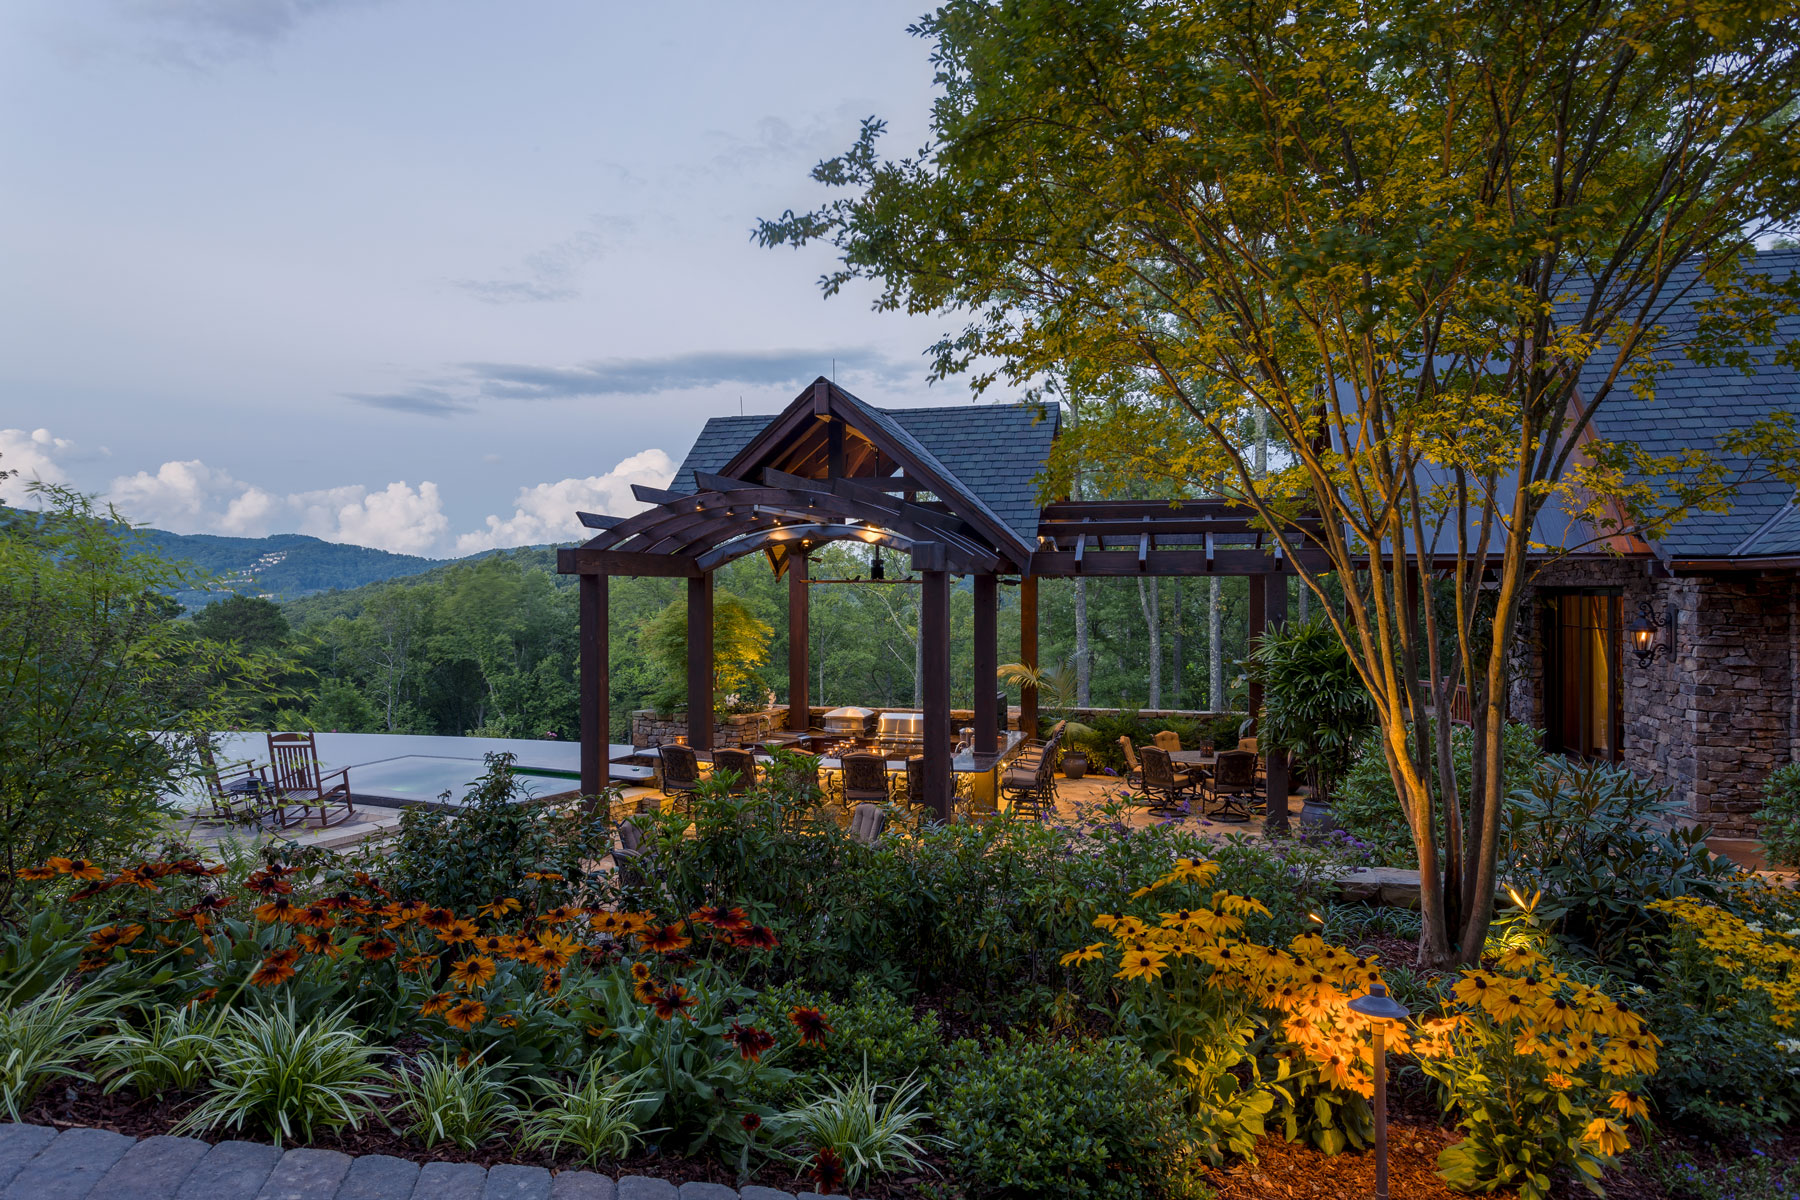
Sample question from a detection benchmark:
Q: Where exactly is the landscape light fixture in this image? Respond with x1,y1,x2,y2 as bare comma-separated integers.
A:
1627,600,1676,670
1346,983,1411,1200
870,546,886,581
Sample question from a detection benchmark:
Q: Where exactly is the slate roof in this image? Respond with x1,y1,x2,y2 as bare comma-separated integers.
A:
1573,249,1800,561
670,399,1059,547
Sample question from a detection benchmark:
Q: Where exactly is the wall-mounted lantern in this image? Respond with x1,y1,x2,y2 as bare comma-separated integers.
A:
1627,600,1676,670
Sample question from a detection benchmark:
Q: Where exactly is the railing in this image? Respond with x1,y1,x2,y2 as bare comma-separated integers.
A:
1421,679,1473,726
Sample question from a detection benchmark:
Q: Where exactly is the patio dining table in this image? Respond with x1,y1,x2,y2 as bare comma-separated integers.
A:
1168,751,1218,771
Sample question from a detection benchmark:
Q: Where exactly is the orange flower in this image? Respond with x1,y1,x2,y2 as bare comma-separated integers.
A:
399,954,437,975
250,955,297,987
788,1005,831,1046
727,1022,776,1061
496,1015,519,1029
478,898,522,919
253,897,302,924
639,925,692,954
539,905,580,925
296,932,340,957
419,907,456,930
589,912,628,936
529,931,580,969
731,925,780,951
449,955,497,989
16,865,59,881
475,934,515,958
65,859,105,881
651,983,697,1020
186,987,219,1007
420,992,454,1016
524,870,564,882
87,924,145,952
295,903,335,929
434,918,480,945
361,936,399,962
542,969,563,997
45,856,75,873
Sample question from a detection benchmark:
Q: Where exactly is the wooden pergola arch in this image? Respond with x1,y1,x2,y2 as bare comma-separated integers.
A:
558,377,1330,822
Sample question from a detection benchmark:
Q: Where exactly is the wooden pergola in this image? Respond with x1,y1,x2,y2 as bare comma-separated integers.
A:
557,378,1329,824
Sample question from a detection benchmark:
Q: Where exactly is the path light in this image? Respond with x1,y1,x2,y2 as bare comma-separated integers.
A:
1347,982,1411,1200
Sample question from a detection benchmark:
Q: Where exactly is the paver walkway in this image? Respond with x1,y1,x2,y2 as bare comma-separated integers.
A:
0,1124,846,1200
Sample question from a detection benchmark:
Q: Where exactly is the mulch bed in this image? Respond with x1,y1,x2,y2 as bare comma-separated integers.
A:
22,1080,947,1198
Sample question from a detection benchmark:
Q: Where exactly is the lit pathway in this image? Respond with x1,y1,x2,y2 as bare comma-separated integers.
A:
0,1124,844,1200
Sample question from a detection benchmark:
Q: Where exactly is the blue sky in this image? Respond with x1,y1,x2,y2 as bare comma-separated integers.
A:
0,0,962,556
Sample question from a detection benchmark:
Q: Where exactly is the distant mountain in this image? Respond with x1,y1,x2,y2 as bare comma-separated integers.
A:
133,529,447,607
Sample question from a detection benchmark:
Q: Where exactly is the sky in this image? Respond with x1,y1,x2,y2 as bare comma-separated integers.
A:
0,0,970,557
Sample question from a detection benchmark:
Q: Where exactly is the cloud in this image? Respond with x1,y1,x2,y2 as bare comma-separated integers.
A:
455,449,675,555
451,219,627,306
106,459,449,555
350,347,915,416
0,428,76,489
92,0,389,67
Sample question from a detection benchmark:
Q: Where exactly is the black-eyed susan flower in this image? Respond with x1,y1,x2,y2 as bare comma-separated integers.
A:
1060,942,1105,966
789,1005,831,1045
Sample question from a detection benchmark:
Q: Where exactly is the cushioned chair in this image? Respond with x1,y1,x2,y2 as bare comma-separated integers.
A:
1208,749,1259,822
848,802,888,845
1153,730,1183,754
1140,745,1199,814
614,818,652,894
1002,726,1061,819
903,755,927,809
711,747,758,794
1117,736,1148,796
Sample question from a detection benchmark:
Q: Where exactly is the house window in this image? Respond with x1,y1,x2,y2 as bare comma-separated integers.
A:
1543,591,1623,762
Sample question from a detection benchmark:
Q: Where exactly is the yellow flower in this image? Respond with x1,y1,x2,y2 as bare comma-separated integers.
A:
1060,943,1105,966
1453,970,1496,1008
1546,1071,1576,1090
1116,950,1168,982
1609,1090,1650,1120
1608,1032,1660,1075
1582,1117,1630,1158
1493,944,1541,973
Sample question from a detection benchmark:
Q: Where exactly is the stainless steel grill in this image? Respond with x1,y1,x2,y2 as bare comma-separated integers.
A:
821,706,877,737
877,711,925,742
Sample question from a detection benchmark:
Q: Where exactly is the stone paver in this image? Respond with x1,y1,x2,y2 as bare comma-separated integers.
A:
95,1134,214,1200
616,1178,679,1200
678,1185,738,1200
0,1124,59,1189
550,1172,617,1200
335,1154,421,1200
254,1147,354,1200
738,1189,796,1200
3,1126,135,1200
174,1139,285,1200
413,1160,490,1200
485,1163,552,1200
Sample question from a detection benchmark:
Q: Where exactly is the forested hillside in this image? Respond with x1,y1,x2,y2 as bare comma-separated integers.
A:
135,528,446,606
220,543,1262,743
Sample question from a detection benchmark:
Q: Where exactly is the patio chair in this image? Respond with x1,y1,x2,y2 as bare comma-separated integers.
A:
848,802,888,845
902,755,927,810
1236,736,1259,756
1207,749,1259,823
659,744,703,813
1153,730,1183,754
197,740,279,827
1002,727,1060,819
613,818,652,895
1139,745,1200,815
264,732,355,828
1117,737,1148,796
711,747,758,795
840,752,891,807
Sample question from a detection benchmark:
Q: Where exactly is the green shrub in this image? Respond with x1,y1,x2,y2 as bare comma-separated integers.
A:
934,1034,1204,1200
176,1003,389,1142
389,1054,522,1149
754,978,946,1087
385,753,616,911
517,1061,655,1165
1754,762,1800,867
0,988,126,1120
94,1004,216,1099
1249,616,1375,800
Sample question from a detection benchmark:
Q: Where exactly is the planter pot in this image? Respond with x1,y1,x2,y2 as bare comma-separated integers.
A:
1299,792,1339,834
1061,752,1088,780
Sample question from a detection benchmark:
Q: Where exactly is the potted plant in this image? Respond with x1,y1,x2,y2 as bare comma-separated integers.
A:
997,659,1095,777
1249,617,1376,832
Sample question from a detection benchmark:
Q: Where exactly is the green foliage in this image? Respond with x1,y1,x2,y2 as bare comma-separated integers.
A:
0,988,126,1120
190,595,291,651
94,1004,217,1099
134,528,441,607
385,753,616,912
516,1060,655,1165
389,1053,522,1150
643,590,773,714
1754,762,1800,867
753,978,946,1086
1249,617,1375,800
934,1034,1205,1200
176,1003,389,1143
1506,761,1744,965
0,487,286,896
776,1067,943,1189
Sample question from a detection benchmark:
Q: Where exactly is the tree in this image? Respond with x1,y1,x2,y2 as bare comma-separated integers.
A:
1250,618,1377,804
0,487,281,897
643,592,774,715
190,594,290,652
759,0,1800,963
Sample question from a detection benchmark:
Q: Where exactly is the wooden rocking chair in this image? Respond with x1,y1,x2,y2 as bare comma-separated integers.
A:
264,732,356,828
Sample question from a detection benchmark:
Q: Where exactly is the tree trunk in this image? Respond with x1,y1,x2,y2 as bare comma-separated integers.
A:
1138,576,1162,709
1075,576,1092,706
1170,580,1182,707
1208,576,1224,710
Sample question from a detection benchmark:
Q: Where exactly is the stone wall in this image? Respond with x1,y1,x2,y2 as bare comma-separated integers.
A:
1511,560,1799,837
628,709,781,749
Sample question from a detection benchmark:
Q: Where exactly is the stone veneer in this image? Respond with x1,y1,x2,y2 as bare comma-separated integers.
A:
628,709,782,749
1510,559,1799,837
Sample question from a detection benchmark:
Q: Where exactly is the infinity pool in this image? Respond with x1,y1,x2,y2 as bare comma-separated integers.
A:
347,756,580,807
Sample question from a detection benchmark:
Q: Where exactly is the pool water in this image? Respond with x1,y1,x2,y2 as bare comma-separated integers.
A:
346,756,579,805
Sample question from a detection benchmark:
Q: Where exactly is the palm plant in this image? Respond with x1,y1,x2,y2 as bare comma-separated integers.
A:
1249,617,1376,801
175,1002,389,1142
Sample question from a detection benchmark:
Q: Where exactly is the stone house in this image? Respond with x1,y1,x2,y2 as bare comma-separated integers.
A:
1507,251,1800,837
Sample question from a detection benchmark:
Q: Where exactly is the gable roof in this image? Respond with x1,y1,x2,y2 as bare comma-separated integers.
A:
670,386,1058,552
1575,248,1800,562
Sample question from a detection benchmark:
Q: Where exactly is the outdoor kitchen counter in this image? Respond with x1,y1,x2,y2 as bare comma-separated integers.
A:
633,730,1029,773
